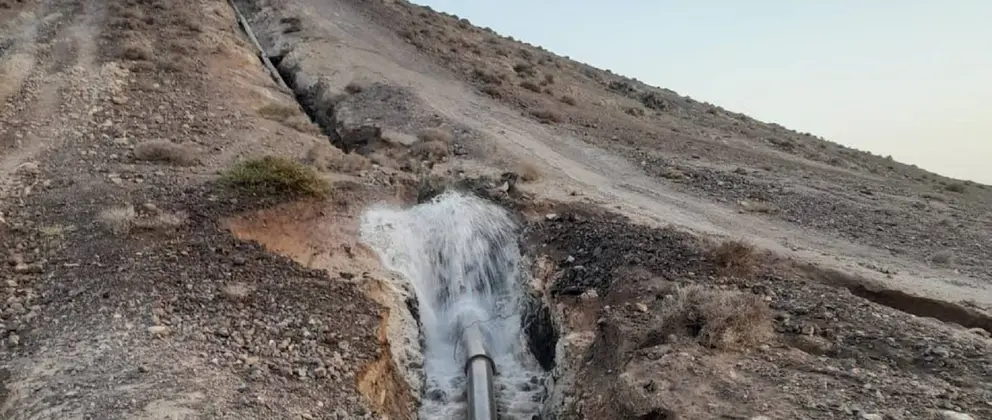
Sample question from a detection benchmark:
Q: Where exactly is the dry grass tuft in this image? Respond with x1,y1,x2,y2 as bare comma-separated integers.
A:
530,108,562,124
257,103,299,121
98,205,137,235
516,162,542,183
417,126,454,144
221,156,331,197
344,82,364,94
920,192,948,203
121,37,154,61
929,250,955,266
711,239,758,277
512,62,536,77
559,95,577,106
739,200,778,214
257,103,321,135
133,140,199,166
411,140,450,161
660,285,773,350
305,144,370,174
944,182,967,193
519,80,542,93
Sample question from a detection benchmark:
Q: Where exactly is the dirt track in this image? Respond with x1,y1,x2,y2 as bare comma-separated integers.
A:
1,0,991,419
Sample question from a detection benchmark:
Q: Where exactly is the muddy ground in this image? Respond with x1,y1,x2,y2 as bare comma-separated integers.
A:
1,0,990,419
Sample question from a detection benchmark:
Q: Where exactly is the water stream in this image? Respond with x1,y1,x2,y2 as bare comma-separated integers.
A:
359,191,546,419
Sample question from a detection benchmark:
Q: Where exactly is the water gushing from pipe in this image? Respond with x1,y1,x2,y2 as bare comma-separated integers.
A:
359,191,546,419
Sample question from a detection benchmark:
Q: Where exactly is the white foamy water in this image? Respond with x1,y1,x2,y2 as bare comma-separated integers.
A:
359,191,546,419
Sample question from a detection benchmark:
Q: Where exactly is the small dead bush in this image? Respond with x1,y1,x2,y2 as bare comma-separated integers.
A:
530,109,562,124
513,62,536,77
221,156,330,197
921,192,948,203
559,95,577,106
739,200,777,214
660,167,685,180
660,285,773,350
543,73,555,85
471,68,503,85
305,144,370,174
624,106,646,117
929,250,955,266
345,82,364,94
122,38,154,61
519,80,542,93
133,140,198,166
98,205,137,235
411,140,450,161
417,126,454,144
944,182,967,193
258,103,321,134
257,103,299,121
480,85,502,98
516,162,542,183
711,239,758,277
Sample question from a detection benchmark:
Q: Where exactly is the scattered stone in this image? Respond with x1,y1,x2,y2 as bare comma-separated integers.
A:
221,283,251,300
938,410,975,420
147,325,172,337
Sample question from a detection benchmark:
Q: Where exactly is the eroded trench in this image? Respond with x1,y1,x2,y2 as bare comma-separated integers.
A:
228,3,566,419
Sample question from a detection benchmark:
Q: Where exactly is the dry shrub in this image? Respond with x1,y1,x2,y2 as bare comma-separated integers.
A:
739,200,777,214
345,82,364,94
411,140,450,161
513,62,536,77
543,73,555,85
624,106,646,117
929,250,955,266
711,239,758,277
944,182,967,193
417,126,454,144
530,108,562,124
519,80,542,93
660,167,685,180
133,140,198,166
122,37,154,61
471,68,503,85
516,162,542,183
221,156,331,197
660,285,773,350
283,116,322,135
257,103,299,121
98,205,137,235
481,85,502,98
257,103,321,134
560,95,577,106
921,192,948,203
305,144,370,174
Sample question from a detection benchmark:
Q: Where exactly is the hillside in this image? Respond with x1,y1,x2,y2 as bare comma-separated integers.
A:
1,0,989,419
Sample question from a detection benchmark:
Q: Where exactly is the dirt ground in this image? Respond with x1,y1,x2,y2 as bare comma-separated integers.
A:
1,0,990,419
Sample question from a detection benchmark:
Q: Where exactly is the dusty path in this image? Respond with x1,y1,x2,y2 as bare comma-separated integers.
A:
249,0,990,312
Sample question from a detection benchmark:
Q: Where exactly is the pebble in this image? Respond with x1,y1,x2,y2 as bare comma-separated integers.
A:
147,325,172,337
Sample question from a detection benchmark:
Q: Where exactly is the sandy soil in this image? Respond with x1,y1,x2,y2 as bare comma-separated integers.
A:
1,0,990,419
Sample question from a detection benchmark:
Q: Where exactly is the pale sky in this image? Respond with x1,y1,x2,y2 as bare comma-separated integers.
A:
416,1,991,183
